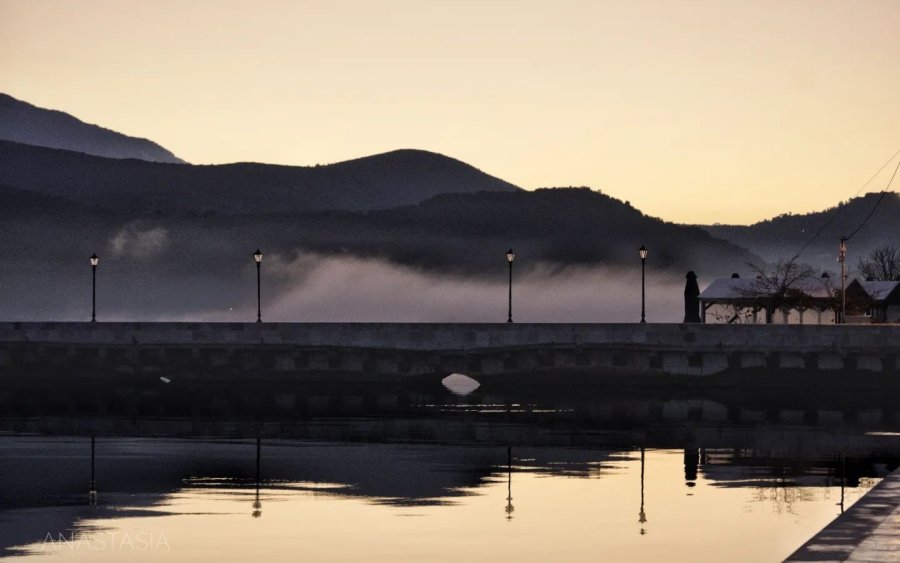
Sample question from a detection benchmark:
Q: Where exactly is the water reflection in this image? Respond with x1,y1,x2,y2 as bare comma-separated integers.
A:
684,447,699,487
252,437,262,519
638,447,647,535
0,430,896,562
838,451,845,514
89,435,97,506
505,445,514,521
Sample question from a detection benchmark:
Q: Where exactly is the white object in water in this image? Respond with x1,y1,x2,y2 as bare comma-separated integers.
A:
442,373,480,396
159,377,171,384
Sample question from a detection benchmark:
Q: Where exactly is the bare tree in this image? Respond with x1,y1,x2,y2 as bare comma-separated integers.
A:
738,257,818,323
856,245,900,281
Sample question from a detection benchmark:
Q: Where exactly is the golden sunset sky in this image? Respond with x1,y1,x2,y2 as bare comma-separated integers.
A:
1,0,898,224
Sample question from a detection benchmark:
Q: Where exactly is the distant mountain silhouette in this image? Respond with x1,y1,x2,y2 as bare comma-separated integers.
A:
0,93,184,163
0,141,520,213
332,187,760,273
0,181,759,282
704,192,900,273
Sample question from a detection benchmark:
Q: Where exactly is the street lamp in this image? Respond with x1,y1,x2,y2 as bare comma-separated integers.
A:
639,245,648,323
254,249,263,323
90,253,99,322
506,249,515,323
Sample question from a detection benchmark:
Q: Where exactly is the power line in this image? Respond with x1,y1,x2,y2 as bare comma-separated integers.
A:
793,148,900,258
844,158,900,242
851,148,900,198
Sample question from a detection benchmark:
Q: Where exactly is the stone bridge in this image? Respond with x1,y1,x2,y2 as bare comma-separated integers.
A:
1,322,898,377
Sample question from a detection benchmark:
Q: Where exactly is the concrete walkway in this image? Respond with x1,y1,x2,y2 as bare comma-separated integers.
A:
786,466,900,562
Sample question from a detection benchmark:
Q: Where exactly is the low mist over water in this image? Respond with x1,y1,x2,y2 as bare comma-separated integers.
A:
226,254,685,323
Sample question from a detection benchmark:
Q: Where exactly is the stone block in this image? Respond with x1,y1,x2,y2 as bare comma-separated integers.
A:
701,353,729,375
661,400,690,420
274,393,296,410
341,396,364,412
779,410,805,424
341,354,364,371
778,353,805,369
376,357,399,374
740,353,767,369
740,409,766,423
479,357,504,375
856,409,883,426
817,353,843,370
553,351,576,368
856,355,882,372
306,396,329,414
699,400,728,421
662,353,689,373
274,356,295,371
308,352,330,370
818,410,844,425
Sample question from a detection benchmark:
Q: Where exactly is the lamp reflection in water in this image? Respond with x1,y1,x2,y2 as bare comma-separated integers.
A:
638,447,646,535
838,451,846,515
89,435,97,505
252,437,262,518
505,446,514,521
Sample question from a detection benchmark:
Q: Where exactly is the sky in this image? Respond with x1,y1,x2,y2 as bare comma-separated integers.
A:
1,0,898,225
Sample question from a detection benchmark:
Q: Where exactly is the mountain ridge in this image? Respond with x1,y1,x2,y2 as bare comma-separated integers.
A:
0,141,520,214
703,192,900,273
0,93,184,163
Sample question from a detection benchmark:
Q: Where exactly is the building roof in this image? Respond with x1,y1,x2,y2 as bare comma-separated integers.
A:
698,278,757,300
858,280,900,302
699,277,835,301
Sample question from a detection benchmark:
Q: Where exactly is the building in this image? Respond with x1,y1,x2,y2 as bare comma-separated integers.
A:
845,279,900,323
699,273,836,324
699,274,900,324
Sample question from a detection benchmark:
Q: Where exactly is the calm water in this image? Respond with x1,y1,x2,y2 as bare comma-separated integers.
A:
1,431,896,562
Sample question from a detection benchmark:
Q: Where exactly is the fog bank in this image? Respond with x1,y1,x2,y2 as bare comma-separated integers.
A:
183,254,686,323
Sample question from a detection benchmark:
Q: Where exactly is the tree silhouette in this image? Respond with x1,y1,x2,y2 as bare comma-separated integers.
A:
856,245,900,281
738,257,818,323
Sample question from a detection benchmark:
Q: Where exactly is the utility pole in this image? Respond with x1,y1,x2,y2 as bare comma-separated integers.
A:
506,249,515,323
838,237,847,324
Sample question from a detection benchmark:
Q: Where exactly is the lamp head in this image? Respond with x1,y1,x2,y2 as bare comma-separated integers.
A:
254,249,263,264
89,254,99,267
506,248,515,263
639,245,648,260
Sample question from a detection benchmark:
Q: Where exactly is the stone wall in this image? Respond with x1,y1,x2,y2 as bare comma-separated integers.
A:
0,322,898,376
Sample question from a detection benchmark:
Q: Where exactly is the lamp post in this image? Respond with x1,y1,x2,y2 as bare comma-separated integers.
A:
639,245,648,323
506,249,515,323
254,249,263,323
90,254,99,322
